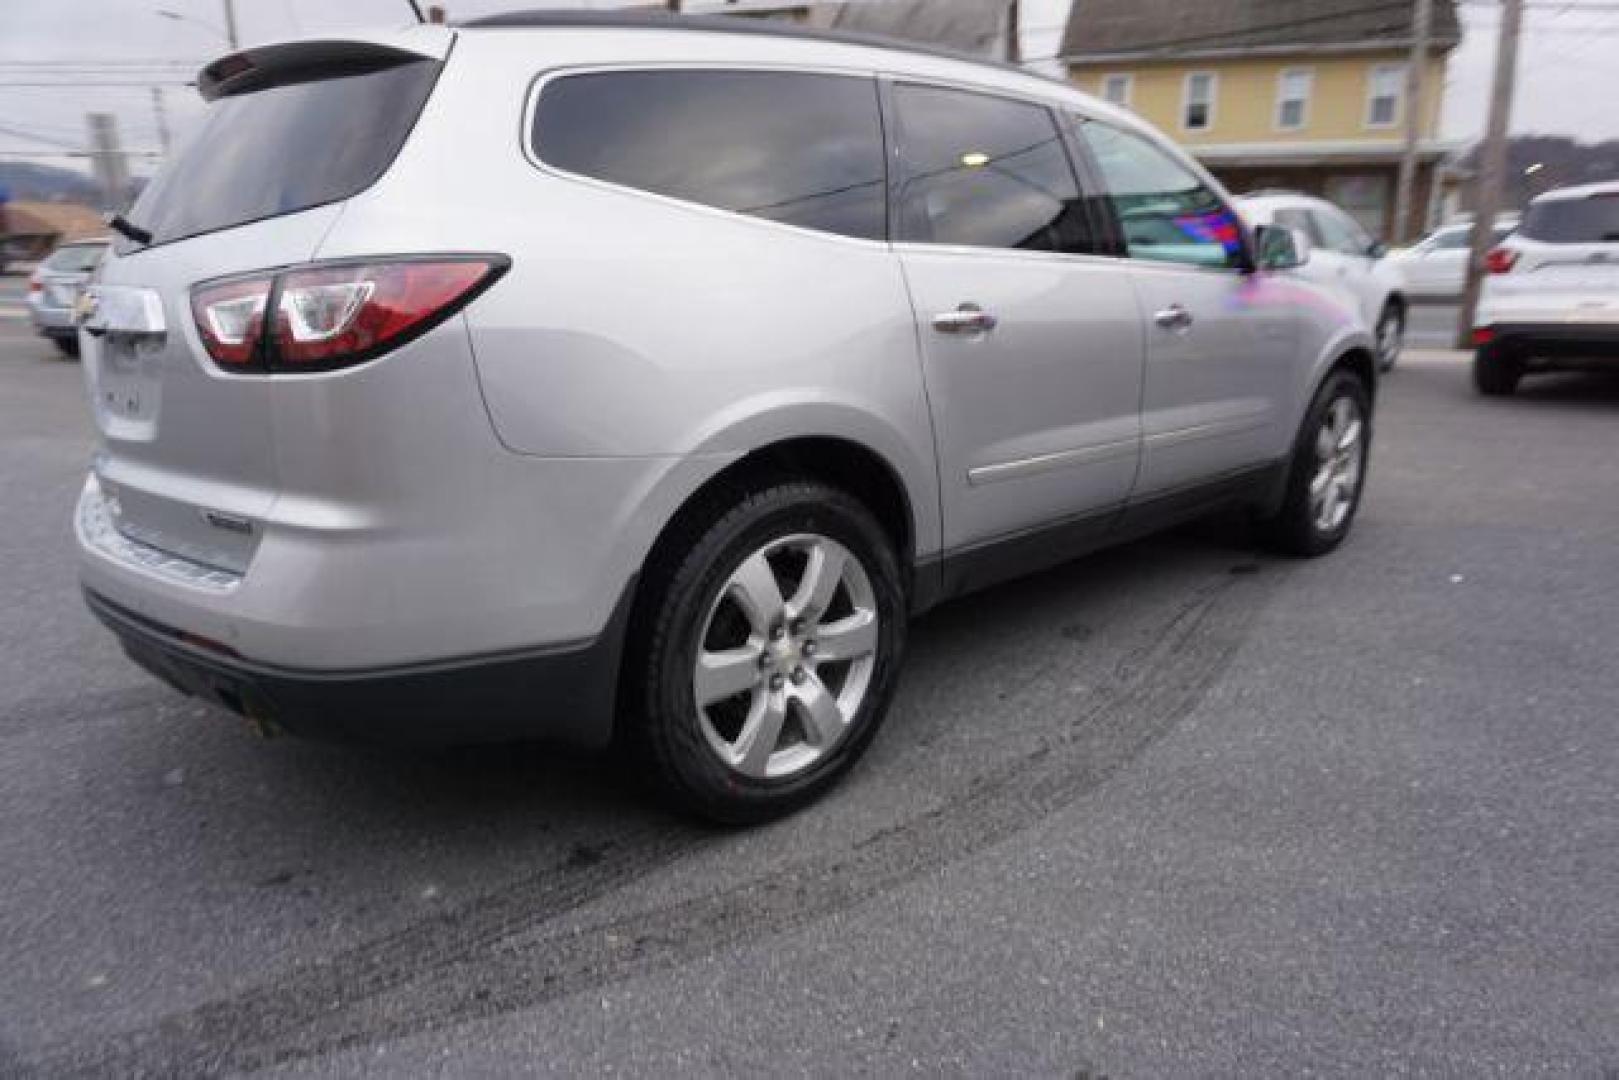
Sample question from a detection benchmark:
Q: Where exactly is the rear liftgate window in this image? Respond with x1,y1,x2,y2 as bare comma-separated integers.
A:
531,69,887,242
120,58,441,251
1520,195,1619,244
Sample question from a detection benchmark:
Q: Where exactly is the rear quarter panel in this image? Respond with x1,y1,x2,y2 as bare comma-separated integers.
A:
317,31,943,564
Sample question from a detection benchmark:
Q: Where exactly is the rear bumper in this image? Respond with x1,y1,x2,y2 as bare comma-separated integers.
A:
27,300,75,336
83,584,634,749
1482,323,1619,362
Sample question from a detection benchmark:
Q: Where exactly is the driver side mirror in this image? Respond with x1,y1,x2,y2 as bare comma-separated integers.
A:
1365,240,1388,259
1256,224,1311,271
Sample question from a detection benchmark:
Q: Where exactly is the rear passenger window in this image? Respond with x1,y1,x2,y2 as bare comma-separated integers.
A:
532,69,886,242
1076,120,1246,270
893,83,1101,255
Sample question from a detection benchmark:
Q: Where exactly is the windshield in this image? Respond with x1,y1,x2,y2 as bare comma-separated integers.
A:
1520,195,1619,244
44,244,107,272
118,58,440,252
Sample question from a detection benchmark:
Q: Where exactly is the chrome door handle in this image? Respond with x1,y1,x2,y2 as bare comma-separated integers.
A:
932,303,998,335
1153,304,1193,331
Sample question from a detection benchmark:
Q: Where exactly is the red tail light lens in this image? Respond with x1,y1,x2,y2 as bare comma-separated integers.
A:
190,256,507,373
192,276,272,366
27,276,42,296
1472,327,1497,347
1484,247,1519,275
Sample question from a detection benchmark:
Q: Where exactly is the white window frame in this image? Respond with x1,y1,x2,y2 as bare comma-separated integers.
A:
1099,72,1133,108
1274,67,1314,132
1365,63,1405,129
1181,71,1217,132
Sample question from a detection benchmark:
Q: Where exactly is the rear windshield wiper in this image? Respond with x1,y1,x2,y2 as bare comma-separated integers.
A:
107,214,152,247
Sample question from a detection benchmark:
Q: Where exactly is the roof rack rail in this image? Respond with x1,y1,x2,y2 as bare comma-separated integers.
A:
456,10,1069,88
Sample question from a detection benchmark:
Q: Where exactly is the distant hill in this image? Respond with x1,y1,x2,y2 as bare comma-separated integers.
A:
1459,136,1619,213
0,161,101,204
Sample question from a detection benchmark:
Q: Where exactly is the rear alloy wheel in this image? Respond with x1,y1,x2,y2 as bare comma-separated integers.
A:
1375,303,1404,372
1261,369,1371,556
1474,345,1523,397
632,482,905,822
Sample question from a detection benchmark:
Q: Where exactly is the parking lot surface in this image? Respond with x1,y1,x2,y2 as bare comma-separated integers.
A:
1,314,1615,1076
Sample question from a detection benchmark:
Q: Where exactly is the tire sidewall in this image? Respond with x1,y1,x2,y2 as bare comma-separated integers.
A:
1276,370,1372,555
641,484,907,822
1377,303,1403,372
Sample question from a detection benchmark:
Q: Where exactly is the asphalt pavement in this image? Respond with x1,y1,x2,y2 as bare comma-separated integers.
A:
1,310,1615,1077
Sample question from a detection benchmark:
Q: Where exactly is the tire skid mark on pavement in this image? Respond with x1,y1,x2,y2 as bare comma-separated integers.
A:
38,564,1282,1077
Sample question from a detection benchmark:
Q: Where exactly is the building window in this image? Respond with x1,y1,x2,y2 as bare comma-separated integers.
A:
1276,68,1313,131
1182,72,1216,131
1100,73,1133,107
1366,64,1404,128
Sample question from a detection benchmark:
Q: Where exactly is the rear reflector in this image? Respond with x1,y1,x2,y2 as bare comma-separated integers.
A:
191,256,508,372
1484,247,1519,275
1472,327,1497,346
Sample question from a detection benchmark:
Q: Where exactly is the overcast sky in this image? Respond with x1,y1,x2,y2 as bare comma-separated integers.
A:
2,0,1617,180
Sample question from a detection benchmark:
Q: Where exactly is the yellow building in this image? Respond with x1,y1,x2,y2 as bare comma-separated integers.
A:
1062,0,1462,242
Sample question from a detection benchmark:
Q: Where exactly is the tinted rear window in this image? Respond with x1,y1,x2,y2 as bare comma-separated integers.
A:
892,83,1101,255
532,70,887,242
1520,196,1619,244
120,59,440,251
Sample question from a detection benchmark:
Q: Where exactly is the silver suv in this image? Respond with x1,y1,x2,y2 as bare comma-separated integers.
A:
76,13,1376,821
1473,181,1619,395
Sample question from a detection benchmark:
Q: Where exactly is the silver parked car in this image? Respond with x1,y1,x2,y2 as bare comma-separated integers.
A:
26,238,108,357
77,13,1376,821
1473,181,1619,395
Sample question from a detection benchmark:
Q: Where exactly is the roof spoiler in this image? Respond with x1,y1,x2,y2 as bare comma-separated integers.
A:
198,39,438,101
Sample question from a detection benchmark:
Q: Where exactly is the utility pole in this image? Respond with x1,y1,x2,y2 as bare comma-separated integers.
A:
222,0,239,49
1456,0,1523,349
86,112,130,211
1006,0,1022,64
150,86,172,156
665,0,680,11
1393,0,1432,244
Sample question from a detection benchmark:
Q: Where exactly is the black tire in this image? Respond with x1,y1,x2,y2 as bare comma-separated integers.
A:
1474,344,1522,396
1260,368,1372,557
1375,301,1404,373
627,481,907,824
54,336,80,359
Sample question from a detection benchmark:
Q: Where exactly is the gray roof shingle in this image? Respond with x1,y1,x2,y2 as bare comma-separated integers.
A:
830,0,1011,57
1061,0,1461,60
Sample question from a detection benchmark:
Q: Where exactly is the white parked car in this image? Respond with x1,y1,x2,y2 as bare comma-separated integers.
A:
1473,181,1619,396
1240,192,1408,371
1389,219,1516,299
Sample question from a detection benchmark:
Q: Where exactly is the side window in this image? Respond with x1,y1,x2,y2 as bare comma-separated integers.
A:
1312,206,1372,256
1272,207,1322,246
1431,227,1471,250
892,83,1101,255
531,69,886,242
1076,120,1246,270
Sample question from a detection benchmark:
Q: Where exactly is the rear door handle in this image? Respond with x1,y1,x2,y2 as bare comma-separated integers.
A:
1153,304,1193,332
932,303,998,335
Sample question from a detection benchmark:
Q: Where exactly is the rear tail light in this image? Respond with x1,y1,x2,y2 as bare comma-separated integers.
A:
1483,247,1519,275
189,255,508,372
27,276,42,296
1472,327,1497,347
